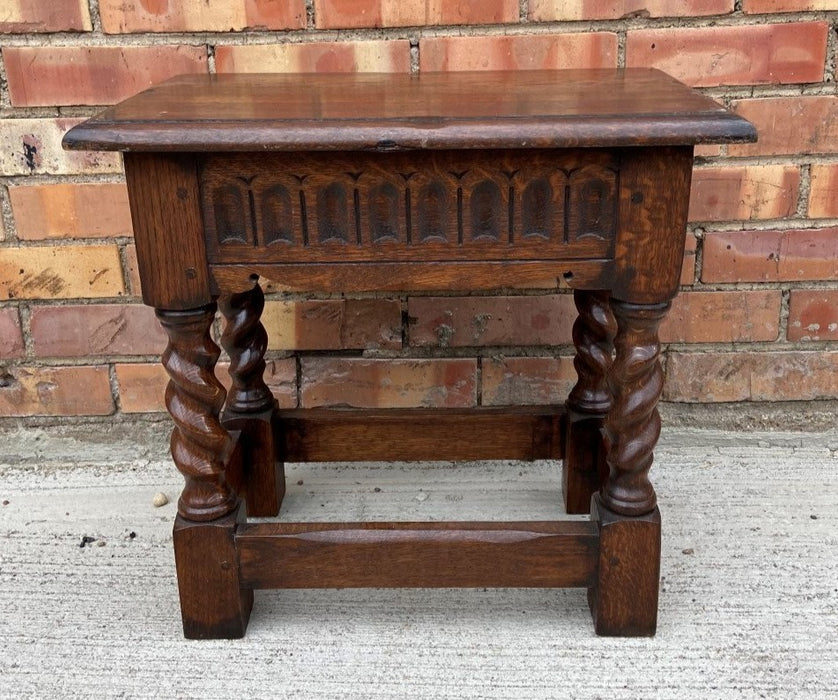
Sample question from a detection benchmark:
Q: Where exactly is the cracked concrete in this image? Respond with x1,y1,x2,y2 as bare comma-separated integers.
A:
0,423,836,698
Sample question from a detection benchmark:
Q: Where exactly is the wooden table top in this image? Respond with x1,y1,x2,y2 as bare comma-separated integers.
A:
63,69,756,152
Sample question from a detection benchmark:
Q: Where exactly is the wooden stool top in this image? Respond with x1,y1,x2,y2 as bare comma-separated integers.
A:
62,69,756,153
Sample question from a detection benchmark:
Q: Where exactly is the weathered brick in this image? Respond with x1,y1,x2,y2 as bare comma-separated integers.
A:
626,22,828,86
665,351,838,402
408,295,575,348
117,357,297,413
0,0,91,32
729,96,838,157
702,228,838,283
125,244,142,297
30,304,165,357
681,233,697,286
788,291,838,342
808,164,838,218
0,245,124,301
100,0,305,33
419,33,618,71
261,359,298,409
301,357,476,408
215,41,411,73
4,46,208,107
481,356,577,406
0,119,122,176
743,0,837,10
9,183,132,240
689,165,799,221
0,308,25,359
664,352,751,402
530,0,733,20
114,363,168,413
0,365,114,417
316,0,518,27
749,353,838,400
660,291,781,343
261,299,402,351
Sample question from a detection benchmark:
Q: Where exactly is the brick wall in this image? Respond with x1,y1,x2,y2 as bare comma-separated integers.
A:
1,1,837,421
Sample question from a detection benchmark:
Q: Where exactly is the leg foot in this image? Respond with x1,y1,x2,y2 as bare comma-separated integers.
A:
223,407,285,517
173,502,253,639
563,412,609,514
219,281,285,517
588,494,661,636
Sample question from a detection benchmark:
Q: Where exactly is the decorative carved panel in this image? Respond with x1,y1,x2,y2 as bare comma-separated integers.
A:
201,150,619,264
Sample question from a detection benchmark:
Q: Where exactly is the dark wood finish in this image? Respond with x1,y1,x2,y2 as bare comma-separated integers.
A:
211,259,613,295
62,70,756,153
588,495,661,637
156,304,238,521
124,154,211,310
201,150,616,264
564,290,616,514
601,299,669,516
173,503,252,639
63,69,756,639
237,520,599,589
612,147,693,304
219,282,273,413
280,407,564,463
222,408,284,518
218,283,284,517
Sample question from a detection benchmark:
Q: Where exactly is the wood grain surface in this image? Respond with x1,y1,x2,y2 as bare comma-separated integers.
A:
62,69,756,152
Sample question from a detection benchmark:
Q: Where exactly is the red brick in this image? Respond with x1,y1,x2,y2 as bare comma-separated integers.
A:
0,0,91,32
788,291,838,342
4,46,208,107
626,22,828,87
9,183,132,240
0,119,122,176
689,165,799,222
681,233,697,286
729,96,838,157
665,351,838,402
744,0,836,10
0,365,114,417
660,291,780,343
702,228,838,283
0,245,125,301
530,0,733,20
315,0,518,28
809,164,838,219
30,304,165,357
301,358,476,408
419,33,618,71
262,299,402,351
117,358,298,413
408,295,575,348
216,41,411,73
0,308,25,359
481,356,576,406
100,0,305,32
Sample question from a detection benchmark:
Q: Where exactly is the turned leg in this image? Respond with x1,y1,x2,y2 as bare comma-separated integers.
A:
157,304,252,639
588,299,668,636
219,280,284,517
563,290,616,514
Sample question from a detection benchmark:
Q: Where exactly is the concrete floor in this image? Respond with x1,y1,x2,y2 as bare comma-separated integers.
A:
0,421,836,699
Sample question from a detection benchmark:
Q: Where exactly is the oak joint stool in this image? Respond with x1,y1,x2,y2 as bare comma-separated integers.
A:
64,69,755,639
